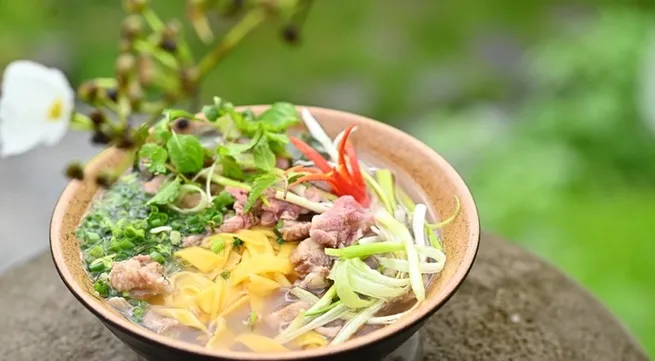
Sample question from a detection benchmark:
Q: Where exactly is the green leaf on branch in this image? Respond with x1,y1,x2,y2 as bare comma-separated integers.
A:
253,140,276,171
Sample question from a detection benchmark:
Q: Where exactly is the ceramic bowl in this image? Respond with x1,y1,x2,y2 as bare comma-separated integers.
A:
50,106,480,361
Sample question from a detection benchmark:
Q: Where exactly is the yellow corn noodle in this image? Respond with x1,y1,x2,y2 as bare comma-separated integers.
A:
174,247,222,273
246,274,280,296
292,331,328,349
230,255,293,285
205,317,234,349
277,242,297,259
151,307,208,332
234,333,289,353
271,272,292,287
219,295,250,317
170,271,213,289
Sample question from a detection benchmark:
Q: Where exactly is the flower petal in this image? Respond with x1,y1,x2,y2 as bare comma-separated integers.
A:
0,60,74,156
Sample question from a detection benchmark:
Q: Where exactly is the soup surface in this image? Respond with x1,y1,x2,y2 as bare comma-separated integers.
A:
76,102,451,353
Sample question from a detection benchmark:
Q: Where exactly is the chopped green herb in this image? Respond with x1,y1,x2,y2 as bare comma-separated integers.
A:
166,134,205,174
147,178,181,205
152,120,172,144
211,238,226,254
220,270,230,280
131,301,148,322
87,245,105,259
147,211,169,228
170,230,182,245
247,311,258,330
202,104,219,122
93,279,110,297
232,236,244,248
276,237,285,245
138,143,168,175
149,251,166,264
213,191,235,210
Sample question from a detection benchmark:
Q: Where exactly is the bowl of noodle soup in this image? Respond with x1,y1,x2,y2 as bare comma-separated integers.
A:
50,105,479,361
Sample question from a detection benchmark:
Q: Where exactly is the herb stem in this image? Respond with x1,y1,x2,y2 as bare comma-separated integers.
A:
70,112,94,131
142,7,165,32
196,9,266,79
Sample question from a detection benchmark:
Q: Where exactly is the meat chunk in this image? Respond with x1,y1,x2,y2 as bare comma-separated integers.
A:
143,175,166,194
265,301,311,330
142,310,179,334
108,255,169,299
279,220,311,242
182,234,204,248
316,326,342,338
310,195,374,248
290,237,332,290
218,186,311,232
106,297,132,314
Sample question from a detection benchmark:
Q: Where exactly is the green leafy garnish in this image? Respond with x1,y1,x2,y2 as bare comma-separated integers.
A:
147,177,181,205
220,270,230,280
247,311,258,330
153,120,172,144
244,173,277,212
253,140,276,171
166,134,205,174
213,191,235,210
202,104,219,122
93,279,110,297
257,102,299,131
138,143,168,174
216,146,245,180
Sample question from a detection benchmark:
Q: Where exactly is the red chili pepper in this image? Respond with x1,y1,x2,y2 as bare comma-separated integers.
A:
290,125,369,206
289,137,332,173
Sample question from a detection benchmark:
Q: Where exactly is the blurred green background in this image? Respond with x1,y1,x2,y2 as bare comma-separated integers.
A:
1,0,654,356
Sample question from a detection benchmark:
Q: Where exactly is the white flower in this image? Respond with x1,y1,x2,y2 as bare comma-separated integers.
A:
0,60,74,157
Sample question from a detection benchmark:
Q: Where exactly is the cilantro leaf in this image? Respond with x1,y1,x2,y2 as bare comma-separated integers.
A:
147,178,181,205
244,173,277,212
166,134,204,174
253,140,276,171
138,143,168,174
216,146,245,180
258,102,299,131
163,108,197,122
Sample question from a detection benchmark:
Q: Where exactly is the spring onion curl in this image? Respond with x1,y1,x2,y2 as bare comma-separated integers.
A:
149,226,172,234
356,235,380,245
377,245,446,274
329,261,374,308
367,301,419,325
413,204,428,263
324,241,405,259
331,300,385,345
374,208,425,301
169,184,209,213
304,285,337,316
276,303,350,344
427,195,461,229
205,161,218,203
290,287,320,304
305,300,342,317
363,171,394,213
375,169,397,212
347,258,409,288
300,108,338,161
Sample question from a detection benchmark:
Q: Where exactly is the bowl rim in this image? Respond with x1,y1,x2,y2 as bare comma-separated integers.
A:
50,105,480,360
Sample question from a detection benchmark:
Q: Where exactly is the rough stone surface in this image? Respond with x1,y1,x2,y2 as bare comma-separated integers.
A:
0,234,648,361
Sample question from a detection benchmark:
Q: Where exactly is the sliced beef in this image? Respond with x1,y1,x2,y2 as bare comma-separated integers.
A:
265,300,311,330
290,237,332,290
142,310,179,334
310,195,374,248
218,186,312,232
106,297,132,314
182,234,204,248
279,220,311,242
143,175,166,194
108,255,169,299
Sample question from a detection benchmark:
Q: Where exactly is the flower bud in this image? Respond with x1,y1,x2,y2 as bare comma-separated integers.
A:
77,81,99,102
116,53,136,77
65,162,85,181
137,56,155,86
159,38,178,53
123,0,148,14
89,110,105,127
122,15,142,40
163,21,180,39
91,131,112,145
95,173,117,188
281,25,299,45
